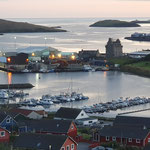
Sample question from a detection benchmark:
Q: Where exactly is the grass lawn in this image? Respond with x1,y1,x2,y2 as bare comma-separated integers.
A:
109,57,136,66
127,61,150,71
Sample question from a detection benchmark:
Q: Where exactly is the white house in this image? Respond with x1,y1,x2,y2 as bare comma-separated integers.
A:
54,107,89,121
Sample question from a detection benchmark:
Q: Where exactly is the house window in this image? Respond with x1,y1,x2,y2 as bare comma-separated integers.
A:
71,125,74,129
148,138,150,143
106,136,109,141
6,118,10,123
0,131,5,137
112,136,116,141
71,144,74,150
66,145,70,150
61,147,65,150
128,138,132,142
81,113,84,116
89,121,93,123
136,139,140,143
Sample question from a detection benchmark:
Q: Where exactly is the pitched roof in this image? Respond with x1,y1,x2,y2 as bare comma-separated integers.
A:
0,126,10,134
19,119,73,133
6,111,22,118
114,116,150,129
35,110,47,116
55,107,82,120
10,108,46,117
13,133,68,150
100,125,149,139
10,108,33,116
0,112,8,123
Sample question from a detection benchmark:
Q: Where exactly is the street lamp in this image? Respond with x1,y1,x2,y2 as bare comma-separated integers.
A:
32,52,35,56
57,53,62,58
71,54,76,60
49,54,55,59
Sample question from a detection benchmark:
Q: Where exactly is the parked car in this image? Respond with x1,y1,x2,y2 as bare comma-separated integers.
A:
92,146,105,150
92,146,113,150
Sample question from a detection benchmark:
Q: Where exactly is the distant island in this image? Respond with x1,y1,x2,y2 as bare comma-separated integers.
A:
131,20,150,24
0,19,67,33
89,20,140,27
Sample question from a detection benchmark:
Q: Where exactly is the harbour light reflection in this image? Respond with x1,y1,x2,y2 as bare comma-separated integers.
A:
35,73,40,88
103,71,107,77
7,72,12,84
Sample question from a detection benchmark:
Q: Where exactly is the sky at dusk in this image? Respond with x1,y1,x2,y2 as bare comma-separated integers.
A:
0,0,150,18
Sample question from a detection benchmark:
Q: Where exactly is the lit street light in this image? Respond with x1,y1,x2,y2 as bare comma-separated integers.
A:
57,53,62,58
32,52,35,56
71,54,76,60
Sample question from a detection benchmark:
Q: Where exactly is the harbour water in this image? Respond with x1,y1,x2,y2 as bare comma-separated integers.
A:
1,70,150,114
1,18,150,115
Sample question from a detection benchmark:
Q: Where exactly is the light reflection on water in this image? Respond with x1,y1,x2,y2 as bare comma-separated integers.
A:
7,72,12,84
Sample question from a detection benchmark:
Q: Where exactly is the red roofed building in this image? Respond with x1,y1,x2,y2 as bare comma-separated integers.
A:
0,127,10,143
10,108,47,119
18,119,77,140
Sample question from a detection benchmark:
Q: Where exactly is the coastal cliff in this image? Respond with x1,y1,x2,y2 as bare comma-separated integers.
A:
0,19,67,33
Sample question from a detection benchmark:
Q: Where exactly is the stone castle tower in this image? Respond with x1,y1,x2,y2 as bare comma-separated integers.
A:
105,38,123,58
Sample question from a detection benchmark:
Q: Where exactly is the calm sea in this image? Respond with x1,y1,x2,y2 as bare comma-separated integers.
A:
1,17,150,53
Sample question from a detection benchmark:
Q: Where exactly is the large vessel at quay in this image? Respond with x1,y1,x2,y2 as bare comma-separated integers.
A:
125,32,150,42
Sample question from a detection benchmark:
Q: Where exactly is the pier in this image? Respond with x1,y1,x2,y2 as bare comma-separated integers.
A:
0,83,34,89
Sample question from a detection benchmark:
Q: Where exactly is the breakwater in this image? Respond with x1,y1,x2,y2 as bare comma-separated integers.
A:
0,83,34,89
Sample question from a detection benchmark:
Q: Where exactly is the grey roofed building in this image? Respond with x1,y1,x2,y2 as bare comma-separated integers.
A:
6,111,28,122
100,125,149,139
55,107,82,120
128,50,150,59
0,112,7,123
17,46,59,55
13,133,69,150
54,107,89,120
114,115,150,129
18,119,73,133
78,49,100,61
4,52,17,57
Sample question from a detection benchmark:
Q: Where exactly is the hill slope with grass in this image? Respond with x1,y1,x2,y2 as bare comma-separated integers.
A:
0,19,67,33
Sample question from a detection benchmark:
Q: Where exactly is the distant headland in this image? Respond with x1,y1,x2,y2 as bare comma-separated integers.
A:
89,20,141,27
131,20,150,24
0,19,67,33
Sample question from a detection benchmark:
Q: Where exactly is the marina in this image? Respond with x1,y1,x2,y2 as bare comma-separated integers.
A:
83,96,150,114
2,86,150,119
1,71,150,111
